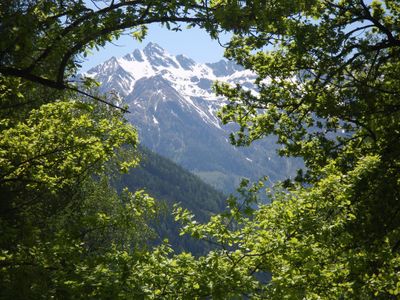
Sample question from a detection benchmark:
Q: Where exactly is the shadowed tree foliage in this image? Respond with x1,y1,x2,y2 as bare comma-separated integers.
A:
0,0,217,97
0,0,222,298
171,0,400,298
2,0,400,299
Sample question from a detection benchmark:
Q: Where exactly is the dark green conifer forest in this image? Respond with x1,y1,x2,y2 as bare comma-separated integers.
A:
1,0,400,298
119,147,226,254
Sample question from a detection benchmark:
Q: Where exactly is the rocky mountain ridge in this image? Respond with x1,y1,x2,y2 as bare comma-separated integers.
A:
85,43,298,192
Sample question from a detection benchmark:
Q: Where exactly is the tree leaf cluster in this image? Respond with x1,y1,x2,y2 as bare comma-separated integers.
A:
0,0,222,298
2,0,400,298
176,0,400,298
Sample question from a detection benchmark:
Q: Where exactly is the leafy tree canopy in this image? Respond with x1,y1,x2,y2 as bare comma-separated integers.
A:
216,0,400,179
2,0,400,299
0,0,219,98
0,0,219,298
171,0,400,298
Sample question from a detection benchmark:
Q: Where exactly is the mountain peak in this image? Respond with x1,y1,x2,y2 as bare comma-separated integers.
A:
123,49,144,62
142,42,179,68
81,44,298,193
176,54,195,70
144,42,165,55
206,59,244,77
86,56,119,74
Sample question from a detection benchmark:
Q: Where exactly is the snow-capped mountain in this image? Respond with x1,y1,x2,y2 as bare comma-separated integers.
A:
85,42,298,192
87,42,256,128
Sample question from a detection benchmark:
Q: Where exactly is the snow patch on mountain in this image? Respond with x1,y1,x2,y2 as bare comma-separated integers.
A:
84,42,300,192
85,42,256,129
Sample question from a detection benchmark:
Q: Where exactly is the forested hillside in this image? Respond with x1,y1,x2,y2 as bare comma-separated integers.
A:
118,147,226,254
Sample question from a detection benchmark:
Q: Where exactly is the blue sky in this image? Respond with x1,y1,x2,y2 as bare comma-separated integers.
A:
79,24,230,72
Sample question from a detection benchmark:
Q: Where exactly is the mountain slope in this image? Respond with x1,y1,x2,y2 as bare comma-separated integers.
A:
118,147,226,254
86,43,300,192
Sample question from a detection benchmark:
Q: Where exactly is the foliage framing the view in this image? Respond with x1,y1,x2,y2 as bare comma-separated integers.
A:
0,0,216,298
1,0,400,299
200,0,400,298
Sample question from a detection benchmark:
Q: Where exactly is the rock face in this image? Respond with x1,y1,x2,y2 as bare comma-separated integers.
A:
85,42,299,192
